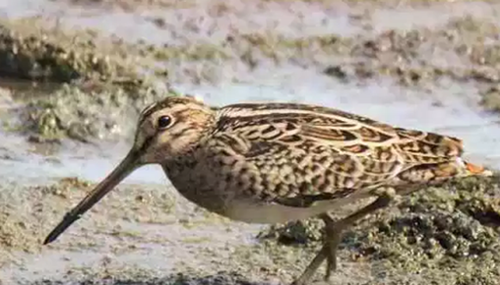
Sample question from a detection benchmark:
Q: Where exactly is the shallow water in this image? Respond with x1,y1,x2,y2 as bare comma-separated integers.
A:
2,73,498,187
1,1,500,285
0,0,498,179
2,0,500,45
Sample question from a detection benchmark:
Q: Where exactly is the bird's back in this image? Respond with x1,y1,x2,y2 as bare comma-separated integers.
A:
203,102,489,206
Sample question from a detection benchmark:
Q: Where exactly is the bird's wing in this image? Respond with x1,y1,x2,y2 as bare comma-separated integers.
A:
211,103,464,207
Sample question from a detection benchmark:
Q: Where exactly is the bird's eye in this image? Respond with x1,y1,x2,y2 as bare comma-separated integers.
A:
157,115,172,129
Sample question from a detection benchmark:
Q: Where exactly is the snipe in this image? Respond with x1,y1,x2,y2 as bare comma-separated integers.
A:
44,95,491,285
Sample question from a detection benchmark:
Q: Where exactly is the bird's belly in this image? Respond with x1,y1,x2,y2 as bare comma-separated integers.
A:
173,183,369,224
222,199,320,224
170,181,315,224
163,161,374,224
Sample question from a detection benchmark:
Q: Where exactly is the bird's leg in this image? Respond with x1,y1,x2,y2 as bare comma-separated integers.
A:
322,214,339,280
322,189,394,281
291,188,396,285
290,239,329,285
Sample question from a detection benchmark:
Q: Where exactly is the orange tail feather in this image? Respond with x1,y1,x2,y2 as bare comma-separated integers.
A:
464,161,493,176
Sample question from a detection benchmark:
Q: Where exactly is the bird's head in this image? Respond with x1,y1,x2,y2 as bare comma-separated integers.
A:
43,95,215,244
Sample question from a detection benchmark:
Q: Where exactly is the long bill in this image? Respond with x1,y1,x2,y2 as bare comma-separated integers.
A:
43,149,140,245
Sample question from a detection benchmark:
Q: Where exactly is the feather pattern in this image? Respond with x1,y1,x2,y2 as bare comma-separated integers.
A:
198,102,470,207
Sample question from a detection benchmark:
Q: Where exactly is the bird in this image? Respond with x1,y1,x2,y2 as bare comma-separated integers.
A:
43,95,492,285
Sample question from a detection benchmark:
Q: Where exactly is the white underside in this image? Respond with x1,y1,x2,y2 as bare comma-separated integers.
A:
223,191,375,224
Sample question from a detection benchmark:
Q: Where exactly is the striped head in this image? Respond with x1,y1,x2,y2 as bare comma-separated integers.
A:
133,95,215,164
42,95,216,245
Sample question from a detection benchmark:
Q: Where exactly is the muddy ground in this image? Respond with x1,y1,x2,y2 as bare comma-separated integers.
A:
1,0,500,284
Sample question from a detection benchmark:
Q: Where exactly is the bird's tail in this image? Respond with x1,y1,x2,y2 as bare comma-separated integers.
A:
462,160,493,177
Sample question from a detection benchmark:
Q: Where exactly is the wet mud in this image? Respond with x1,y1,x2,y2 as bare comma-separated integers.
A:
261,176,500,284
1,0,500,284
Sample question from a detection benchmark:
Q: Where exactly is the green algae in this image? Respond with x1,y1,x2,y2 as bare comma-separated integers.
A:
0,19,139,83
21,82,167,142
5,15,500,142
30,272,268,285
481,85,500,113
141,15,500,88
257,219,324,245
0,17,176,142
145,42,229,62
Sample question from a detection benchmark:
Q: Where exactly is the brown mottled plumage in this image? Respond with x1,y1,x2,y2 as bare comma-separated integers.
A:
43,95,491,285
